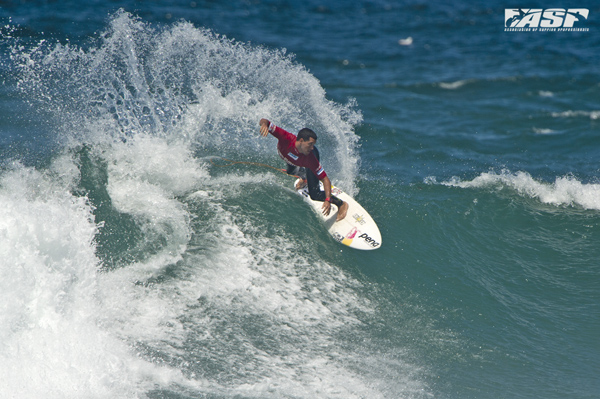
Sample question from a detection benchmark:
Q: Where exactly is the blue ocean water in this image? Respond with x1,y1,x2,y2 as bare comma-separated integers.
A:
1,1,599,398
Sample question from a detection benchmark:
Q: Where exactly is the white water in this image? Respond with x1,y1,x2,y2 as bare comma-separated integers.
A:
0,156,191,398
13,9,362,194
2,10,429,399
429,170,600,210
0,137,426,398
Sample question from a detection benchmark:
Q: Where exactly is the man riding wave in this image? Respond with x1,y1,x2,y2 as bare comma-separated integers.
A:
259,118,349,221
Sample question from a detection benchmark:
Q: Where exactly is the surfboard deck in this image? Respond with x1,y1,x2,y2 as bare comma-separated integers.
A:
294,179,382,250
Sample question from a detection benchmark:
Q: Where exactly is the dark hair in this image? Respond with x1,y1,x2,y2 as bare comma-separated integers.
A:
297,128,317,142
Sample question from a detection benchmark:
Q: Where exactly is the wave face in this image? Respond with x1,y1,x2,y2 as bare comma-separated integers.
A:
1,10,433,399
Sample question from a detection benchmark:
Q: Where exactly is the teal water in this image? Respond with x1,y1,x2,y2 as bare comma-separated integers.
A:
1,2,599,398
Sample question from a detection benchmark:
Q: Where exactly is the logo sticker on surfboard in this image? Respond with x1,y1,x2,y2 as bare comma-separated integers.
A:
341,227,359,246
352,213,367,225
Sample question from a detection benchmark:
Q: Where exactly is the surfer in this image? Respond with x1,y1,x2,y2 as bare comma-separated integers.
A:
259,118,349,221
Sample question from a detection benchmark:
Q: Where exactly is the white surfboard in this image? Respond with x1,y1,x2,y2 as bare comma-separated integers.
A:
294,179,382,250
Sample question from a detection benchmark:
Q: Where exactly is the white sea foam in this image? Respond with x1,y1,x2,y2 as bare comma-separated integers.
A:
431,170,600,210
13,9,362,194
438,79,474,90
5,10,426,399
551,110,600,120
103,134,206,274
0,159,195,398
165,200,422,398
533,127,557,135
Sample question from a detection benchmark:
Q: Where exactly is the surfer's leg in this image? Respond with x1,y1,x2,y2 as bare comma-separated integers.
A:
306,174,343,207
306,168,326,201
307,169,346,220
306,147,344,207
329,194,344,208
305,147,324,200
287,164,307,189
307,167,347,220
286,163,305,178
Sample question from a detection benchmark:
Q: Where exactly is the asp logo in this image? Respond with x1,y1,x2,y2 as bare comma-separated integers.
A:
505,9,589,31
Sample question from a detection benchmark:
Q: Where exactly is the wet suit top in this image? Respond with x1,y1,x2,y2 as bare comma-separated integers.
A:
266,121,327,180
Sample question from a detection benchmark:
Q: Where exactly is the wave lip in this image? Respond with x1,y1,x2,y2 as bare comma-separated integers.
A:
429,170,600,210
12,9,362,193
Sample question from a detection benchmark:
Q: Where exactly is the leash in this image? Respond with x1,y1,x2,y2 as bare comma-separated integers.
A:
208,157,303,179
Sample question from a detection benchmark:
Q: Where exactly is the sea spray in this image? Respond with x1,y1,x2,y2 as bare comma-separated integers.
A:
12,9,362,193
0,10,431,399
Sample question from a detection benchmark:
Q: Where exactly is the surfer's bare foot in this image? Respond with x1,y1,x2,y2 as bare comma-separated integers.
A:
295,179,307,190
336,201,349,221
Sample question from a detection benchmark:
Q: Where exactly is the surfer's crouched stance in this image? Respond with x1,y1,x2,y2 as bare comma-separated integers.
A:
259,118,349,221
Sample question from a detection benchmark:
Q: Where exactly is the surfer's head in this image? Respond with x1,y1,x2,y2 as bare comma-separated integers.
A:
296,128,317,155
297,128,317,142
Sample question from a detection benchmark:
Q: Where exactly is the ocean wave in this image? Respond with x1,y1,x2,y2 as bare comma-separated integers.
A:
0,158,194,397
11,9,362,194
551,110,600,120
1,10,425,398
0,123,401,399
533,127,557,135
437,79,476,90
538,90,554,97
427,170,600,210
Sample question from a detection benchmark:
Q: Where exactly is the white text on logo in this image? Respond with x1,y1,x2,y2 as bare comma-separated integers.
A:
505,9,589,30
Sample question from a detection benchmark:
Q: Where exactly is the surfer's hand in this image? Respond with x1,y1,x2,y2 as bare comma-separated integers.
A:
322,200,331,216
259,119,270,137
